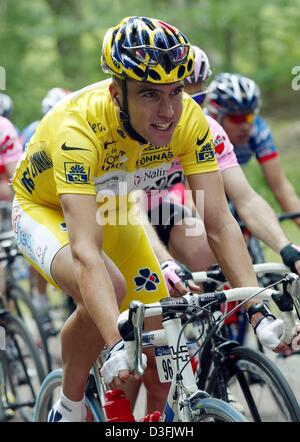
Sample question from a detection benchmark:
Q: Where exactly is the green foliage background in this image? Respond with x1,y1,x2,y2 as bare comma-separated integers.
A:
1,0,299,256
1,0,300,128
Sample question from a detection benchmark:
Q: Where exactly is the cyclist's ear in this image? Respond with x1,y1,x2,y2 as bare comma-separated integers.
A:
109,82,121,108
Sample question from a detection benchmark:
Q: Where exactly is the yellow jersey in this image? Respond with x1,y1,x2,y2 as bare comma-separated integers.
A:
13,79,218,208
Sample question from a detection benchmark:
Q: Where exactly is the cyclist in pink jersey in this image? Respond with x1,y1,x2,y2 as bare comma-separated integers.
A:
146,45,300,275
0,115,22,200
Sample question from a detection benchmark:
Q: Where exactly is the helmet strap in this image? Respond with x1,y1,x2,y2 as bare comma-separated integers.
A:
119,79,147,145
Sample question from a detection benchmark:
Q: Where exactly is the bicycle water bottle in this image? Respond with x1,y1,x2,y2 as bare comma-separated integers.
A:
104,389,136,422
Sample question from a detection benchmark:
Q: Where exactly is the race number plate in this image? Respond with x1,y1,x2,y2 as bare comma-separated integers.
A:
155,346,173,383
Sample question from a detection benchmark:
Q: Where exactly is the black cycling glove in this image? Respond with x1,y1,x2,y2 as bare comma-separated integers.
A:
280,243,300,273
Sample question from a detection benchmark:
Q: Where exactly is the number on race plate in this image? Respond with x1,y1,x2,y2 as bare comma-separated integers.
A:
155,346,174,383
155,344,191,383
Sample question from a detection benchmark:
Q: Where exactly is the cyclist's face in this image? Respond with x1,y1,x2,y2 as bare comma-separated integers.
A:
126,80,184,146
222,114,254,145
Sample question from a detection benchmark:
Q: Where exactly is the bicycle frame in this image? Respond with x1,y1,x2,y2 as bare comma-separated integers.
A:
118,275,300,422
141,313,201,422
35,271,300,423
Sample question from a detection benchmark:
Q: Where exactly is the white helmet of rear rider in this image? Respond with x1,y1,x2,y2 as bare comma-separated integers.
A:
184,45,212,84
0,93,13,119
41,87,71,116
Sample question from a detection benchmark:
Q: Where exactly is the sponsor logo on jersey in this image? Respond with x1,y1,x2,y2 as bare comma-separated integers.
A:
59,222,68,231
101,141,128,171
117,128,126,139
134,175,142,186
88,121,107,133
137,145,174,167
104,140,116,150
64,163,90,184
196,128,210,146
0,133,14,154
134,268,160,291
137,151,175,166
29,150,53,178
94,173,125,191
12,207,35,261
61,142,90,151
21,168,35,194
136,147,174,168
144,168,168,180
35,245,48,265
133,166,170,190
20,150,53,194
196,141,215,162
214,134,225,155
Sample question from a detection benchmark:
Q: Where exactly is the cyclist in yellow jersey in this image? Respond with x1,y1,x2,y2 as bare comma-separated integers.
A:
11,16,290,422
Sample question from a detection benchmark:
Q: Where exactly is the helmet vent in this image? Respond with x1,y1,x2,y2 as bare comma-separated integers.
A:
178,65,186,78
187,59,193,73
148,69,161,81
132,65,146,79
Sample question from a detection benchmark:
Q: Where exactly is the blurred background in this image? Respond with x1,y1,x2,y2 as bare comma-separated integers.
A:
1,0,299,256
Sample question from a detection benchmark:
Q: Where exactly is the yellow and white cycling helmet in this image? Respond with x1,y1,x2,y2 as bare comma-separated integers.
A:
101,16,194,84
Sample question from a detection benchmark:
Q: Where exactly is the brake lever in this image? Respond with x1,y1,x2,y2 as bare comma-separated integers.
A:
272,273,300,346
129,300,145,376
285,273,300,320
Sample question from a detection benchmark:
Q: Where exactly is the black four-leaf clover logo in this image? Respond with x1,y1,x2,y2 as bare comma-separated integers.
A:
134,268,160,291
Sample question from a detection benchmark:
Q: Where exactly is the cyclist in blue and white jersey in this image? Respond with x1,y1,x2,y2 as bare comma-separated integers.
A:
206,73,300,229
206,73,300,266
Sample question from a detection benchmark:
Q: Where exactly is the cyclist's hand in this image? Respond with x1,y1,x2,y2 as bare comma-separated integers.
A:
280,243,300,275
255,317,292,356
100,340,147,388
161,260,200,297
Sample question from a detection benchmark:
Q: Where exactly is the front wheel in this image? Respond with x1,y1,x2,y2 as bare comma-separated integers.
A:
8,284,52,373
190,397,247,422
207,346,300,422
0,312,46,422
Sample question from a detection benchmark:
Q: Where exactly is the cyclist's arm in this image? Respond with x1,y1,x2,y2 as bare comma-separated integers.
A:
186,170,258,289
187,171,296,354
0,178,13,200
60,193,122,348
0,158,20,201
223,166,290,253
260,156,300,228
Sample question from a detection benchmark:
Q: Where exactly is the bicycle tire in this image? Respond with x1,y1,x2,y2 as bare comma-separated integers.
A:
247,236,265,264
207,345,300,422
34,369,106,422
0,353,7,421
190,397,247,422
8,283,52,373
0,312,46,421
